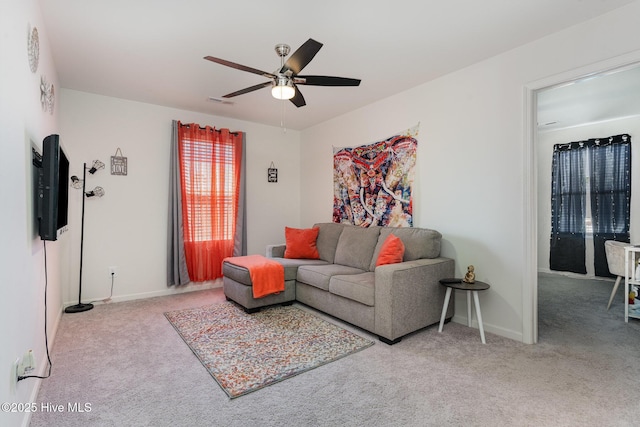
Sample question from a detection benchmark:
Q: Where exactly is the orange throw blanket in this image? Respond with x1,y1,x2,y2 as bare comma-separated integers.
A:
224,255,285,298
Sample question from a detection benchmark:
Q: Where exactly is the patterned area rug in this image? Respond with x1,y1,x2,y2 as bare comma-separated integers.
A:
164,302,374,398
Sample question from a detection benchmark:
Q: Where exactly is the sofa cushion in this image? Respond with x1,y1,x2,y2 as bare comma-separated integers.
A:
313,222,346,263
284,227,320,259
271,258,329,281
375,234,405,267
369,227,442,271
329,272,375,307
297,264,366,291
333,225,381,271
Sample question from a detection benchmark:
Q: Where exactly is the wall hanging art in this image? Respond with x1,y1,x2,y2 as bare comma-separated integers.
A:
268,162,278,182
333,124,419,227
27,24,39,73
40,75,54,114
110,147,128,175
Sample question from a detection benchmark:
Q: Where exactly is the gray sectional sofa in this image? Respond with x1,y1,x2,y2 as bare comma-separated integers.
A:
223,222,454,344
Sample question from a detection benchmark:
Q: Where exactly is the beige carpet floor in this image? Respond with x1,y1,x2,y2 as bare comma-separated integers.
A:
29,273,640,426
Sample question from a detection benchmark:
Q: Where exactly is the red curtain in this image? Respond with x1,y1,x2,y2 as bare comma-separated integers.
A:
177,122,243,281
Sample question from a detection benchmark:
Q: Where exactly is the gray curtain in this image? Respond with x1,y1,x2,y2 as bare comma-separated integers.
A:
234,133,248,257
167,120,190,286
167,121,247,286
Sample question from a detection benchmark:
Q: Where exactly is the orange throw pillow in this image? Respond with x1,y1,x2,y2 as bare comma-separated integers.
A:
284,227,320,259
376,234,405,267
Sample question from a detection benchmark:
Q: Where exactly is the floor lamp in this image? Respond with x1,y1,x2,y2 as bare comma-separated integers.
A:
65,160,105,314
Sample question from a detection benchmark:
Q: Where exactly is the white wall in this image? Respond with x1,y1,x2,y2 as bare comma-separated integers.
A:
4,5,640,424
537,116,640,276
300,1,640,342
1,1,63,426
59,89,301,305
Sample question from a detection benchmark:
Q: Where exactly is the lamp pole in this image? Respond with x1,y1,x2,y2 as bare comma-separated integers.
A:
65,163,94,313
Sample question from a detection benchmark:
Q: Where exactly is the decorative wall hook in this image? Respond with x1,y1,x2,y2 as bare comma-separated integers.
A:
268,161,278,183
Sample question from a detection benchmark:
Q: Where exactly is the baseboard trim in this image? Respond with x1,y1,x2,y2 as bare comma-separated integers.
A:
450,315,523,343
537,268,613,282
63,279,223,307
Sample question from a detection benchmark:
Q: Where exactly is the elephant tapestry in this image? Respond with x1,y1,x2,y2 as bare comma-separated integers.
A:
333,125,418,227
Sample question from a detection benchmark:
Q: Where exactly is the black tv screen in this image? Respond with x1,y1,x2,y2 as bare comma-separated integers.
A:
38,134,69,241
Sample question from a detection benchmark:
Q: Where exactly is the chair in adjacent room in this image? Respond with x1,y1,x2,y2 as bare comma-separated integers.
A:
604,240,633,310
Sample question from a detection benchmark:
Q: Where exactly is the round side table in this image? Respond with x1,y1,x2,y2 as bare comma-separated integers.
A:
438,279,490,344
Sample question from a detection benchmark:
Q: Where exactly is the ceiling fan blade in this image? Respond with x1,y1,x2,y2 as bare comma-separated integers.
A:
289,86,306,107
204,56,276,79
223,81,272,98
295,75,361,86
280,38,323,75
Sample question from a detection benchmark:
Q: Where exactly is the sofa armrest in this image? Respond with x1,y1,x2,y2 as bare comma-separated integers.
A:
266,244,286,258
374,257,454,342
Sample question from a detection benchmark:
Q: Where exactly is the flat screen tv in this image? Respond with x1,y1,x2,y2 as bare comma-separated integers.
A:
38,134,70,241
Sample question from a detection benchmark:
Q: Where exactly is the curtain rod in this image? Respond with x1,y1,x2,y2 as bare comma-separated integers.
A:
179,122,240,135
554,133,630,151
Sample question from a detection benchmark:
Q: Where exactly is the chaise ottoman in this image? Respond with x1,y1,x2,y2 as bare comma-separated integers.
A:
222,257,296,313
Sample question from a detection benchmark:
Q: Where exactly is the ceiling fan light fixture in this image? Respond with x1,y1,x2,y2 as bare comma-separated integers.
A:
205,38,359,108
271,78,295,100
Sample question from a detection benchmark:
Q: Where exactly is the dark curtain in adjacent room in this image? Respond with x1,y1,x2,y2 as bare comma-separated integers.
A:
588,134,631,277
549,141,587,274
549,134,632,277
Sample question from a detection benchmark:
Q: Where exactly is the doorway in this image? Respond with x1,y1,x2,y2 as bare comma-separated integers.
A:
523,52,640,344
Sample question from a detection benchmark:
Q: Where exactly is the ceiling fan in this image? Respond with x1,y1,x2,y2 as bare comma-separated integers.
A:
204,38,361,107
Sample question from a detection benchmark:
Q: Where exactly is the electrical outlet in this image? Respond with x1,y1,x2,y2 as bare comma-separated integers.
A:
108,266,119,277
19,350,35,376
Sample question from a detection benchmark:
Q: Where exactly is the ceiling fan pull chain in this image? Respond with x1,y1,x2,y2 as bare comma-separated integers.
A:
281,100,287,133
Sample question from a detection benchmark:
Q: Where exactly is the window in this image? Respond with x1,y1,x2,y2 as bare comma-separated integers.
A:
550,134,631,276
181,139,236,242
177,123,243,281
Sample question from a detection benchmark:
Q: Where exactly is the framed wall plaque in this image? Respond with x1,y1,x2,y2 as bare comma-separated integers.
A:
111,148,128,176
268,162,278,183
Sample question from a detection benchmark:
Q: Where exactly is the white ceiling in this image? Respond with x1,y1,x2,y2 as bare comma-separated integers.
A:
39,0,637,131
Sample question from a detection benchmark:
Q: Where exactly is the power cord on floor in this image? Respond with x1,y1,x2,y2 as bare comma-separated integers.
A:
18,240,52,382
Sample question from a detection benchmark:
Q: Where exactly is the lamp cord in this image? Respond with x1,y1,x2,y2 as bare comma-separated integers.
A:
89,272,115,304
18,240,52,381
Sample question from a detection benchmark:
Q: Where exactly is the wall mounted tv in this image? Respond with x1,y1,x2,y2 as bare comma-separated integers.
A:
37,134,70,241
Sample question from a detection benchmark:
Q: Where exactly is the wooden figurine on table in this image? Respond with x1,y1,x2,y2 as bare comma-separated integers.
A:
463,265,475,284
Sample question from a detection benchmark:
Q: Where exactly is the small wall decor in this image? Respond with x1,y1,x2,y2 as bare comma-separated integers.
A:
267,161,278,183
40,75,54,114
110,148,128,176
28,25,39,73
